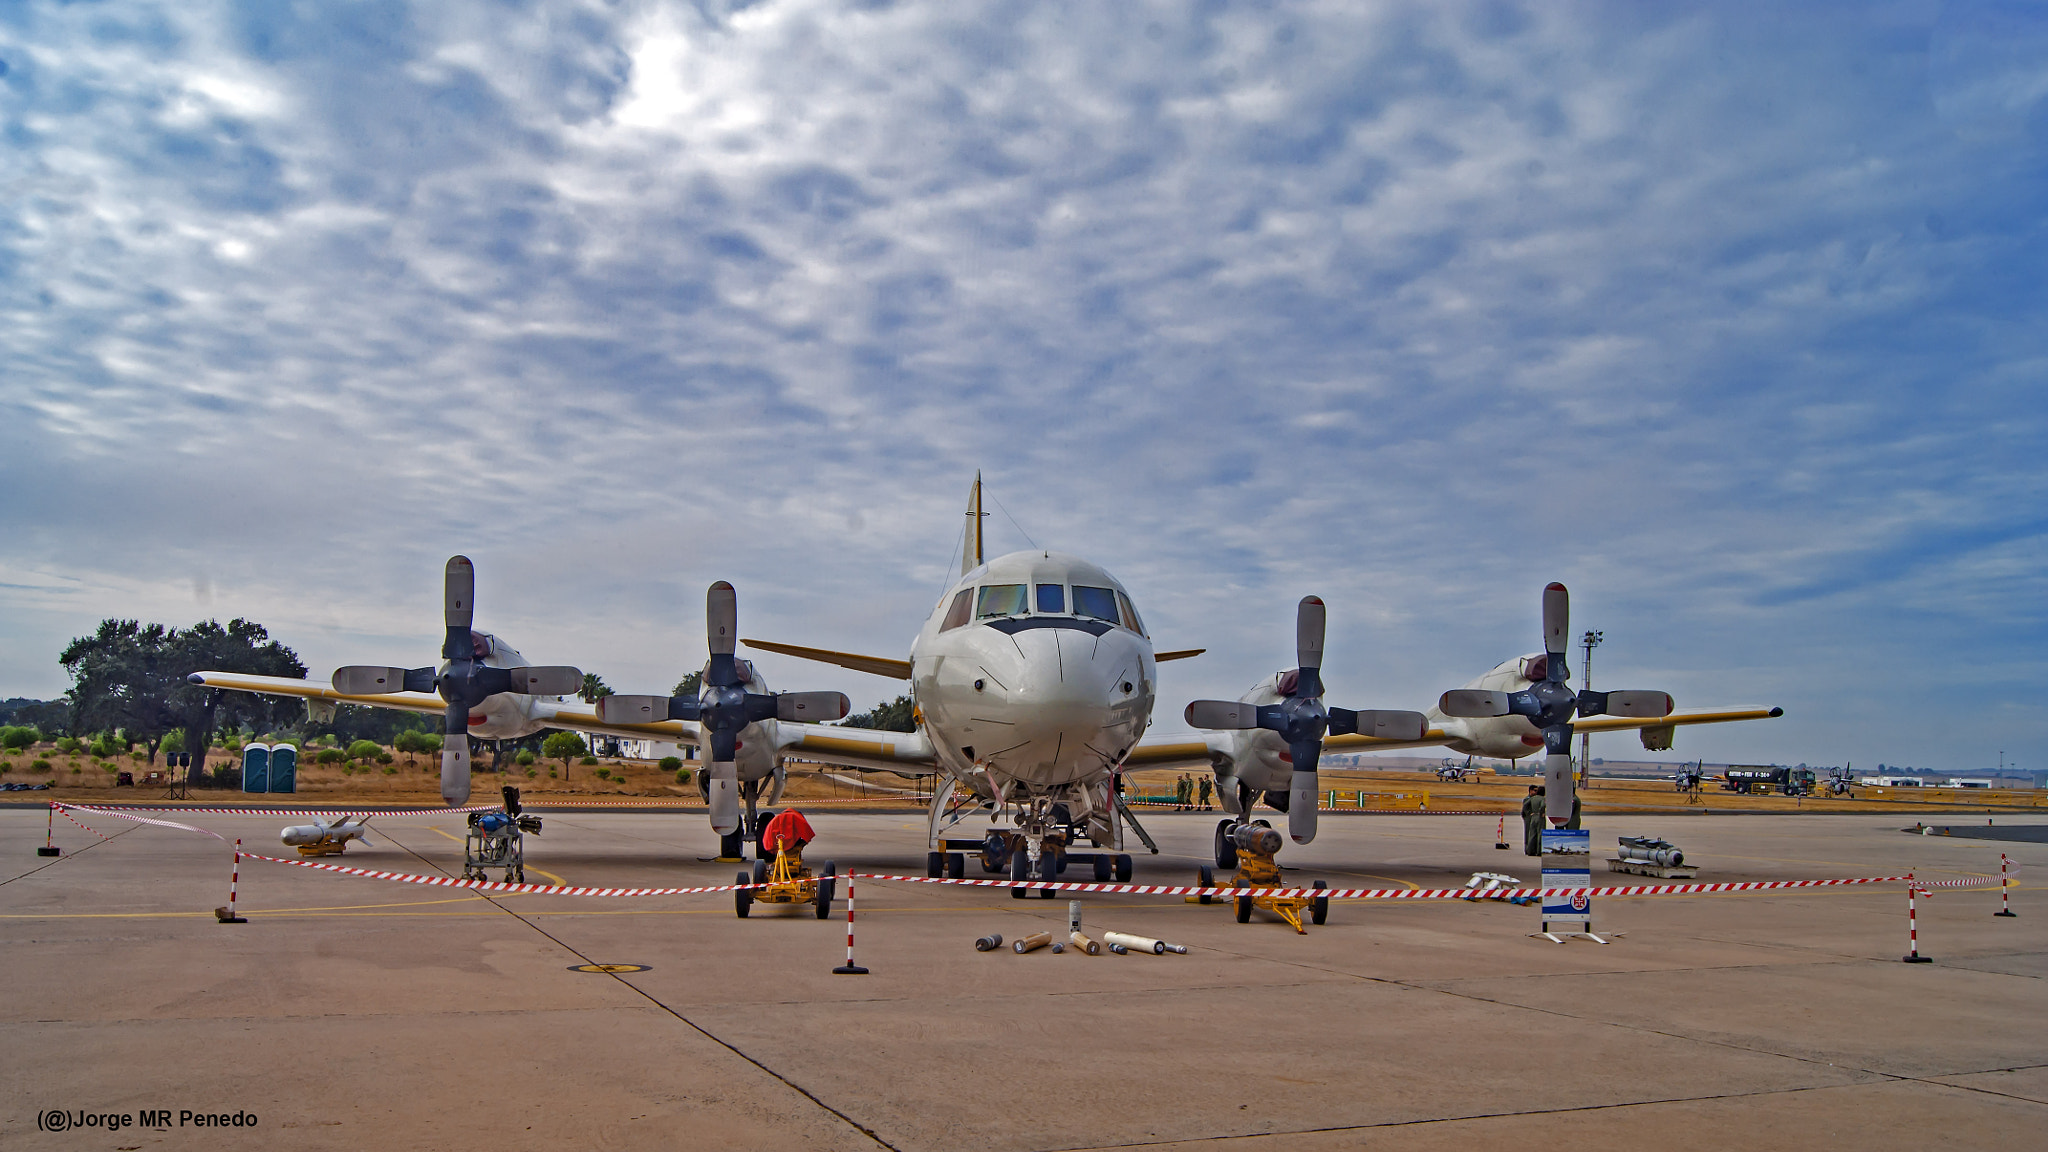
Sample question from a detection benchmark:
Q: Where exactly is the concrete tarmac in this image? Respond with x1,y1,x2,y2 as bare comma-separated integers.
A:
3,807,2043,1150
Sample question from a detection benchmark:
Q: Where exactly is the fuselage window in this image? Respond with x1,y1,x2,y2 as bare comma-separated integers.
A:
976,584,1028,619
1035,584,1065,613
1073,585,1119,624
941,589,973,631
1116,590,1146,637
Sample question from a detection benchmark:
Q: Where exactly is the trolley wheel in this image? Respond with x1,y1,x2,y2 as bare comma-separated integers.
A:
1214,819,1239,870
1038,851,1059,898
1198,865,1215,904
815,862,836,919
1114,854,1133,883
1093,855,1112,882
1235,892,1253,923
947,852,965,879
718,830,744,859
1010,846,1031,899
1311,879,1329,926
927,851,946,878
735,871,753,918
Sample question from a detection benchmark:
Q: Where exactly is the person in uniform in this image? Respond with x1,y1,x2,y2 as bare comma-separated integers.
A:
1197,775,1212,811
1521,785,1545,856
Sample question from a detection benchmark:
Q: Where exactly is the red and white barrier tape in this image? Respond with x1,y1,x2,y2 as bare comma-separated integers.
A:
59,803,494,817
238,850,798,897
1911,875,2012,890
54,803,223,841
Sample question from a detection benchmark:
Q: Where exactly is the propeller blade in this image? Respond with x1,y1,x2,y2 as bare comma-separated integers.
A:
596,695,669,725
776,691,851,722
444,556,476,659
1287,740,1321,844
1295,596,1326,693
1185,700,1259,729
506,665,582,696
707,581,738,657
332,666,409,695
1542,582,1569,681
441,706,471,806
1542,747,1574,827
1439,689,1512,717
1594,690,1673,718
707,761,740,836
1330,708,1428,741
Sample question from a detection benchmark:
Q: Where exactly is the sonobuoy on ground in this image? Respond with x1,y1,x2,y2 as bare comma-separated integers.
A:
974,933,1004,952
1068,900,1083,933
1070,931,1101,955
1013,931,1053,954
1162,942,1188,954
1050,941,1065,953
1109,943,1130,955
1103,931,1166,955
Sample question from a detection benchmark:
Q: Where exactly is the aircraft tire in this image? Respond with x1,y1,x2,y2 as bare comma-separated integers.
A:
1198,865,1214,904
719,830,743,860
1038,851,1059,898
1093,855,1111,882
1010,847,1030,899
1114,854,1133,883
1214,820,1238,870
947,852,965,879
927,850,946,878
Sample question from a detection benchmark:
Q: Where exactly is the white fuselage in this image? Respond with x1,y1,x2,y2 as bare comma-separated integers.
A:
909,551,1157,803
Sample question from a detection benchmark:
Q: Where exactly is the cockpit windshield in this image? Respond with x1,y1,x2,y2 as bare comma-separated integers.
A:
1035,584,1065,613
1072,586,1119,624
976,584,1028,619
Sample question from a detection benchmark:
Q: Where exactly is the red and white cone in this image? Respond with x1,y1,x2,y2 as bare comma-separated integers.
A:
38,803,60,856
1902,876,1929,962
1995,853,2017,918
833,871,868,974
217,838,248,923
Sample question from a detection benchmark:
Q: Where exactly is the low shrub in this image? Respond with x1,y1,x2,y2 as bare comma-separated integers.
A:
0,725,40,750
316,747,346,765
55,736,84,754
31,759,52,773
675,768,692,785
515,749,537,766
71,765,82,774
382,765,397,775
658,755,683,772
525,768,536,778
580,755,599,765
595,767,611,780
376,750,393,765
0,761,10,774
341,764,355,776
547,767,557,778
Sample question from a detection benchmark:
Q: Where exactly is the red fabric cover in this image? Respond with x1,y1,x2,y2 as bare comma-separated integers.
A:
763,809,815,852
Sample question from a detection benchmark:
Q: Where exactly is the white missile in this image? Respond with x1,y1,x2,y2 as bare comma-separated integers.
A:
280,814,374,849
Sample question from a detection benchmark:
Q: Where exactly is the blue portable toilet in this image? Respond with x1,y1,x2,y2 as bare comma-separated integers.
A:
241,743,270,793
268,744,298,793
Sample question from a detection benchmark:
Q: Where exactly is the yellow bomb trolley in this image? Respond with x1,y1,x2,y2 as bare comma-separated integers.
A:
736,809,837,919
1193,820,1329,934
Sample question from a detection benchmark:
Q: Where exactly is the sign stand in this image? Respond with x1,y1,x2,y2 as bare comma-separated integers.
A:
1530,829,1621,944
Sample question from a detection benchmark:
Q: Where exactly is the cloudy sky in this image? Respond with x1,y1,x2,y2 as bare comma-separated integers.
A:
3,1,2043,774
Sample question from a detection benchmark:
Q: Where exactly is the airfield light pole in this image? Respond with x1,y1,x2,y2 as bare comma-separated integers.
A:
1579,630,1602,785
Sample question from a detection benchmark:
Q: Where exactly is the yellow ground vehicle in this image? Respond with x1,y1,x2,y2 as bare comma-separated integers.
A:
1194,820,1329,934
735,845,836,919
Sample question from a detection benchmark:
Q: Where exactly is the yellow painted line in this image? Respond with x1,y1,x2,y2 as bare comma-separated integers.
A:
428,826,464,844
530,867,568,886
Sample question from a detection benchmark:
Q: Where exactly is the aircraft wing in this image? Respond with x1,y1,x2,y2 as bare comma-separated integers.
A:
1565,706,1783,734
742,639,912,679
522,699,704,743
188,671,447,716
1120,733,1227,773
771,723,939,775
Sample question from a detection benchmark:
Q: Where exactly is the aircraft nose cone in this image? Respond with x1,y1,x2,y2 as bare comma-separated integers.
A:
978,628,1147,785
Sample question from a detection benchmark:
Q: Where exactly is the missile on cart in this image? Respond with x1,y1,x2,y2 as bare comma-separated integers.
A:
280,814,374,848
1616,835,1683,867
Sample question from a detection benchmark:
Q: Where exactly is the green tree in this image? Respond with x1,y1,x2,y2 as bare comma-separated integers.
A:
61,618,304,780
671,670,702,698
346,739,384,763
542,730,588,765
0,726,38,750
578,673,613,704
843,694,917,732
393,730,424,763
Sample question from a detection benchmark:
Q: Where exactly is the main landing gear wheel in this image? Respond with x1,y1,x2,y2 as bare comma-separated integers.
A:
927,850,946,878
947,852,965,879
1010,848,1031,899
1114,854,1133,883
1311,879,1329,926
1214,819,1239,870
1198,865,1215,905
719,830,744,860
735,871,753,918
753,809,778,856
815,862,836,919
1038,851,1059,898
1093,855,1112,882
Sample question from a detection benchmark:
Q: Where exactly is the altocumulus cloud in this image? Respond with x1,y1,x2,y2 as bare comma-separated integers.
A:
0,0,2042,772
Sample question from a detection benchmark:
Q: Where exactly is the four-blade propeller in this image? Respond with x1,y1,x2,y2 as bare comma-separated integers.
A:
1437,582,1671,825
331,556,582,807
596,581,849,836
1183,596,1426,845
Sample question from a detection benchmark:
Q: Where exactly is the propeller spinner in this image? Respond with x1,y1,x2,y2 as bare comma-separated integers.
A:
1437,582,1672,826
1184,596,1427,845
596,581,849,837
331,556,583,806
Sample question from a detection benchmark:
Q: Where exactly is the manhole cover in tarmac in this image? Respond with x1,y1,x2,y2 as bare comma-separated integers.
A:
568,964,650,974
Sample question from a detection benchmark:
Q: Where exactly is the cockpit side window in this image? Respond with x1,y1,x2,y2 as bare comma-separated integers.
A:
1073,585,1119,623
1035,584,1065,613
941,589,972,631
1116,590,1146,637
976,584,1028,619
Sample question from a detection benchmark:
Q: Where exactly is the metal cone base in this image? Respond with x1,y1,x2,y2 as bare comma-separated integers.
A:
1901,954,1932,963
832,964,869,975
